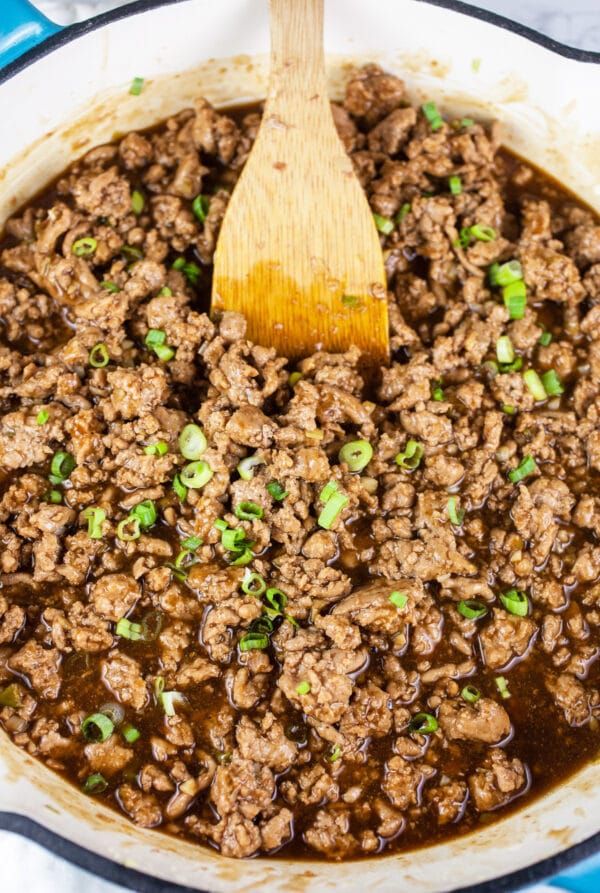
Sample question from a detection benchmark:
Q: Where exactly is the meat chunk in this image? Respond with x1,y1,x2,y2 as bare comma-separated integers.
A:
8,641,61,699
90,574,141,622
545,673,593,727
383,756,436,810
101,654,148,710
438,698,511,744
468,749,527,811
118,784,162,827
85,736,133,776
235,713,297,772
479,610,537,670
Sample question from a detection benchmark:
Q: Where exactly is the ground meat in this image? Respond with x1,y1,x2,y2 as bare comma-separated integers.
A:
0,65,598,865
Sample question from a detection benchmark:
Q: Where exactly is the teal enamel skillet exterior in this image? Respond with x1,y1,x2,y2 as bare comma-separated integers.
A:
0,1,600,891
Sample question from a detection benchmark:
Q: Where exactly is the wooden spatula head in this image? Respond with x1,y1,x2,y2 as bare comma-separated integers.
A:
211,0,389,364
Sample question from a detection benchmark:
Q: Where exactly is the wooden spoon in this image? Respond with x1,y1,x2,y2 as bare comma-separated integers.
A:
211,0,389,364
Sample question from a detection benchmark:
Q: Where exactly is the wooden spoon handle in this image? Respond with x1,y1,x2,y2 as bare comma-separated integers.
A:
268,0,326,102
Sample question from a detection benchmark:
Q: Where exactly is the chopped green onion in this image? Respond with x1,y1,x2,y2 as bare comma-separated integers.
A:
539,330,552,347
229,547,254,566
100,281,120,293
338,440,373,473
130,499,156,529
0,684,21,708
296,681,311,695
449,175,462,195
319,480,339,502
49,451,75,484
158,286,172,297
503,280,527,319
181,535,202,550
72,237,97,257
502,404,516,415
116,516,141,542
173,257,201,286
239,632,269,651
265,588,287,613
122,245,143,260
496,336,515,365
237,454,265,481
266,480,288,501
82,712,114,742
523,369,547,401
131,190,144,215
318,491,349,529
422,101,443,131
83,507,105,540
329,745,341,762
408,712,439,734
508,454,537,484
457,599,487,620
457,225,496,248
173,473,187,502
180,461,213,489
159,690,184,716
144,441,168,456
495,676,511,699
145,329,175,362
44,489,62,504
83,773,108,795
122,723,140,743
373,213,394,235
461,684,481,704
241,571,266,596
192,194,209,223
389,591,408,610
447,497,465,526
289,371,303,387
130,76,144,96
116,617,144,640
431,382,445,401
174,548,198,570
36,409,49,425
489,260,523,287
154,676,165,697
499,588,529,617
542,369,564,396
142,611,163,641
234,501,264,520
214,519,228,532
89,343,109,368
396,203,411,223
179,424,207,460
461,117,474,127
396,440,424,470
221,527,247,551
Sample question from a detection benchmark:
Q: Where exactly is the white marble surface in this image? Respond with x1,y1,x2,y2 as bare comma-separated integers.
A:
2,1,600,891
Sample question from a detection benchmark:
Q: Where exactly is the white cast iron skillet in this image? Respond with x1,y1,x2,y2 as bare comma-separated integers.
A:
0,1,600,891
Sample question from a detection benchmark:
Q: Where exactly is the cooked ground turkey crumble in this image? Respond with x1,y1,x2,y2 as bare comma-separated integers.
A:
1,64,600,859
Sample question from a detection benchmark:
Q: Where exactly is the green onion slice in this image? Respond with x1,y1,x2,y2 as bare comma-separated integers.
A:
36,409,49,425
100,281,120,293
44,489,62,504
542,369,564,396
179,424,207,460
431,383,445,401
422,101,443,131
89,343,109,368
145,329,175,362
389,591,408,610
142,611,163,641
499,588,529,617
131,190,144,215
237,454,265,481
192,194,209,223
159,690,185,716
49,451,75,484
83,507,105,540
239,631,269,652
265,587,287,613
181,535,202,550
122,723,140,743
449,175,462,195
83,773,108,795
72,237,97,257
461,684,481,704
508,454,538,484
289,371,303,387
266,480,288,501
82,712,114,742
173,473,187,502
373,213,394,235
495,676,511,699
523,369,547,401
0,684,21,708
329,745,341,762
489,260,522,287
229,547,255,566
503,280,527,319
144,441,168,456
502,404,516,415
116,516,141,542
539,330,552,347
234,501,264,520
180,461,213,489
241,571,267,596
130,76,144,96
116,618,144,640
396,203,411,223
395,440,423,470
319,480,339,502
447,497,465,526
496,335,515,365
338,439,373,473
318,490,349,529
408,712,439,734
122,245,143,260
296,681,311,695
130,499,156,529
172,257,201,286
457,599,487,620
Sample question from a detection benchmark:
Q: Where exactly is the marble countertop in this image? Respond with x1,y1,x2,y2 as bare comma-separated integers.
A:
2,1,600,891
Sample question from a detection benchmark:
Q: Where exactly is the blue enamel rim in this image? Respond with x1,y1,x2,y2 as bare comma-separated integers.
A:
0,1,599,891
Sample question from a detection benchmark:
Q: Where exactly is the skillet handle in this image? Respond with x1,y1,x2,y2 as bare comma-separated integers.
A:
0,0,62,70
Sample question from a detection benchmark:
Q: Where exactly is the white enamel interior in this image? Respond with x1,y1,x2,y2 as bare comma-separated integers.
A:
0,1,599,890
